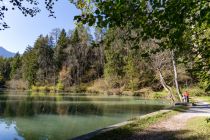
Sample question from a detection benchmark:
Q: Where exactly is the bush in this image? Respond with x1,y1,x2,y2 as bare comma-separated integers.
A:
56,80,64,91
31,86,51,92
152,90,168,99
39,86,50,92
133,88,153,97
182,86,206,96
127,78,139,91
49,86,56,93
31,85,39,91
87,79,109,93
6,79,28,90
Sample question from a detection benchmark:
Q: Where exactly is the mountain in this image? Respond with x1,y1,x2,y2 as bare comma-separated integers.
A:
0,46,16,58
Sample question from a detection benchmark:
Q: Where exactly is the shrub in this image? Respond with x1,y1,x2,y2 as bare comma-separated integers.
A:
6,79,28,90
56,80,64,91
31,85,39,91
86,79,109,93
31,86,51,92
49,86,56,93
182,86,206,96
39,86,50,92
152,90,168,99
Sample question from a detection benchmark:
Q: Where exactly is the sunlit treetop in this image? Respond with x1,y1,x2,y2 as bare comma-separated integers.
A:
71,0,210,37
0,0,58,30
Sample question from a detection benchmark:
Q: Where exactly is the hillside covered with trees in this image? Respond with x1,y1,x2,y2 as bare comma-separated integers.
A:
0,24,207,100
0,0,209,102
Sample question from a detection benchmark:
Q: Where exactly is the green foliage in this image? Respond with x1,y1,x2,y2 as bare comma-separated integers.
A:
54,29,68,69
71,0,210,93
56,80,64,91
0,72,4,85
183,87,206,97
31,86,39,92
104,46,125,87
22,46,38,87
1,0,210,95
124,54,140,91
31,86,52,92
184,22,210,92
36,35,55,85
10,53,22,79
152,90,168,99
0,0,57,30
0,57,12,86
103,27,157,90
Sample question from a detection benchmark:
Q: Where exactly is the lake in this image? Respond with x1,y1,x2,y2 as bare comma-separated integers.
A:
0,91,170,140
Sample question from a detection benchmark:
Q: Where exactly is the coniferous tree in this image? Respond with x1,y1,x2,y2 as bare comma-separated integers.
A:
54,29,68,70
22,46,38,87
10,53,22,80
35,35,55,85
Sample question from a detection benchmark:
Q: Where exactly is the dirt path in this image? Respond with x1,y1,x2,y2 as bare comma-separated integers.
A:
129,102,210,140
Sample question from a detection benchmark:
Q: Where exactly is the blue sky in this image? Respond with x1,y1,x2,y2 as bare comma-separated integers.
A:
0,0,80,53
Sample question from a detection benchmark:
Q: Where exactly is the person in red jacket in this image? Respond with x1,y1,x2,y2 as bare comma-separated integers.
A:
183,91,189,103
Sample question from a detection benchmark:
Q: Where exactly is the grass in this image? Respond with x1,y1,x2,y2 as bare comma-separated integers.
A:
194,96,210,103
91,106,188,140
179,117,210,140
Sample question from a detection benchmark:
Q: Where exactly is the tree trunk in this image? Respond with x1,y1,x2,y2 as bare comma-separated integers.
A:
171,50,183,102
157,68,175,102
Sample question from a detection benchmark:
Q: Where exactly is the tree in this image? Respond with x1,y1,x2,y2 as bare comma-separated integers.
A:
10,53,22,80
103,28,126,88
0,0,58,30
54,29,68,69
0,57,11,86
63,25,93,85
50,28,61,47
146,42,176,102
35,35,55,85
184,22,210,92
22,46,38,87
71,0,210,95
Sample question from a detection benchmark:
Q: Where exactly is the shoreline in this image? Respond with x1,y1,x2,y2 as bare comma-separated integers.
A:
71,109,172,140
75,101,210,140
0,88,169,100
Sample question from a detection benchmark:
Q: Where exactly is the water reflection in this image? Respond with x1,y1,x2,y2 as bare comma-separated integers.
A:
0,92,168,117
0,91,170,140
0,119,24,140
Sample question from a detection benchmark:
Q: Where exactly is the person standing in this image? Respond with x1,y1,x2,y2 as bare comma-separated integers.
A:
183,92,187,102
185,91,189,103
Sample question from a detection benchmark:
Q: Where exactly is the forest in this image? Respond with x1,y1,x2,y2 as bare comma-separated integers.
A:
0,1,210,140
0,24,208,101
0,0,209,102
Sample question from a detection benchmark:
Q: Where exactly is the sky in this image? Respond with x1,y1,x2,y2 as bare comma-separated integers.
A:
0,0,80,54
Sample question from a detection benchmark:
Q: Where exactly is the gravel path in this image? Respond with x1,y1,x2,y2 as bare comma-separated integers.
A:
129,102,210,140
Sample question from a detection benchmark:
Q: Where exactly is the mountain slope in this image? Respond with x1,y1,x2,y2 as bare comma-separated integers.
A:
0,46,15,58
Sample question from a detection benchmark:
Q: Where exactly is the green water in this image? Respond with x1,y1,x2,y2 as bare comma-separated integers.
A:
0,91,170,140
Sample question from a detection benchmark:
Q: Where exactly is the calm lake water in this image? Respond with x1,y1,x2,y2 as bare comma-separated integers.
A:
0,91,170,140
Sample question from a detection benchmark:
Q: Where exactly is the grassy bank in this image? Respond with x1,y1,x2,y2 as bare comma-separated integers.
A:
193,96,210,103
91,106,188,140
29,81,169,98
86,79,169,98
7,79,208,102
180,117,210,140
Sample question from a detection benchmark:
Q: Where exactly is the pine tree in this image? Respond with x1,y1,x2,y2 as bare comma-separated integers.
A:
54,29,68,70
